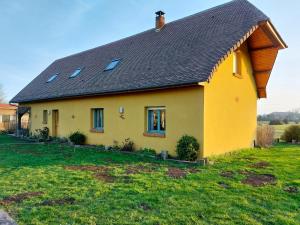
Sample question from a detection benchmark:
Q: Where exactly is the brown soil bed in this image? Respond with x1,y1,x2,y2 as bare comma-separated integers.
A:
220,170,235,178
0,192,44,205
94,173,116,183
64,165,107,172
167,168,187,179
40,197,75,206
242,174,276,187
250,161,270,169
125,165,155,175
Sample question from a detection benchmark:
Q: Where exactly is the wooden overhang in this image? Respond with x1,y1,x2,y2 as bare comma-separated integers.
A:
247,21,287,98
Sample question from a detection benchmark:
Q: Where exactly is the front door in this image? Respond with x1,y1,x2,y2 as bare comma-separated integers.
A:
52,110,59,137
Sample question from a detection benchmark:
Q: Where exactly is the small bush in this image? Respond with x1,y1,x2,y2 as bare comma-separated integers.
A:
269,120,282,125
176,135,200,161
35,127,49,141
281,125,300,143
121,138,135,152
69,131,86,145
256,125,275,148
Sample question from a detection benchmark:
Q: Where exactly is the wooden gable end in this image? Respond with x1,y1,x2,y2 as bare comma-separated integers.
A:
247,21,287,98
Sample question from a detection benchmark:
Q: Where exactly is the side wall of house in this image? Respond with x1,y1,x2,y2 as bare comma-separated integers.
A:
203,43,257,157
22,86,204,156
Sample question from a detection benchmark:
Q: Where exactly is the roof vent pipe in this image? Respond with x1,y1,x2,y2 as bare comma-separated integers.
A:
155,11,165,31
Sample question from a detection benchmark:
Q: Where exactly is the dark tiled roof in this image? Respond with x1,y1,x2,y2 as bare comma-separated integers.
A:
11,0,268,103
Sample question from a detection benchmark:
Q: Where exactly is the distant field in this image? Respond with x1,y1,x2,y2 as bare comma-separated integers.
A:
258,122,297,139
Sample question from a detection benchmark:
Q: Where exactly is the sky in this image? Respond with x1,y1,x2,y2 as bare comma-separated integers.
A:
0,0,299,114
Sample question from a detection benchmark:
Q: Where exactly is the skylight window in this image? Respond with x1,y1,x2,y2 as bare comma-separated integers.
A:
104,59,120,71
69,68,82,78
47,73,58,83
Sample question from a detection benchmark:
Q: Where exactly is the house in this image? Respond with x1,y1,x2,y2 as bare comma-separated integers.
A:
0,104,29,132
10,0,286,157
0,104,17,131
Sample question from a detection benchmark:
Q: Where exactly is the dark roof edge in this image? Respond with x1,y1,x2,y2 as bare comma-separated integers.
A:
10,81,203,104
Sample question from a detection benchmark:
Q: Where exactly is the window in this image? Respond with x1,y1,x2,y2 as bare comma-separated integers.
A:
69,68,82,78
233,50,242,77
147,107,166,134
104,59,120,71
92,108,104,131
43,110,48,124
10,115,16,121
2,115,10,122
47,73,58,83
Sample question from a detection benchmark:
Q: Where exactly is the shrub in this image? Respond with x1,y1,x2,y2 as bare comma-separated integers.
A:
35,127,49,141
176,135,200,161
283,119,289,124
256,125,275,148
269,120,282,125
69,131,86,145
281,125,300,143
121,138,135,152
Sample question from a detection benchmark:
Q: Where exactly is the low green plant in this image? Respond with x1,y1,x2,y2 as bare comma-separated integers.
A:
269,120,283,125
281,125,300,142
121,138,135,152
35,127,49,141
176,135,200,161
69,131,86,145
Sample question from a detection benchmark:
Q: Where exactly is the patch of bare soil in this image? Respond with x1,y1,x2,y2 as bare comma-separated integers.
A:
139,202,151,211
242,174,276,187
125,165,155,175
40,197,75,206
218,181,230,189
94,173,116,183
250,161,270,169
167,168,187,179
65,165,116,183
64,165,106,172
220,170,235,178
0,192,44,205
283,186,299,193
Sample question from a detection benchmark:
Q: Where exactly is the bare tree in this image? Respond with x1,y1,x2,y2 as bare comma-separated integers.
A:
0,84,6,103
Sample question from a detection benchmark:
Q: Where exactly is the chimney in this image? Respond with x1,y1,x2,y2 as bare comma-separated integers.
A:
155,11,165,31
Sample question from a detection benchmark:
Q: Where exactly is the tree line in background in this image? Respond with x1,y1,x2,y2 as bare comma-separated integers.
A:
258,111,300,125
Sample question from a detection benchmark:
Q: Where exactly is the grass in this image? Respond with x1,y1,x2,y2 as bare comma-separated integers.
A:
0,135,299,224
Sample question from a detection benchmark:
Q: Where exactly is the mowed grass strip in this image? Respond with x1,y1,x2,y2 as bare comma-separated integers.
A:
0,135,299,225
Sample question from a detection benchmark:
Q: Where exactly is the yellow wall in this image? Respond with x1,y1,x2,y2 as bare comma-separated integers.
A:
22,87,204,156
203,43,257,157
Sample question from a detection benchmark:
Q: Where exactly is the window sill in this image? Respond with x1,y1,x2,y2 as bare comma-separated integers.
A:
90,128,104,133
143,132,166,138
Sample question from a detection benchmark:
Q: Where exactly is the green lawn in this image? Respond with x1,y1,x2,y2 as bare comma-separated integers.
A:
0,135,299,225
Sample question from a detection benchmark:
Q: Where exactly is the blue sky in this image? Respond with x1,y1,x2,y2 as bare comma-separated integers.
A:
0,0,299,114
